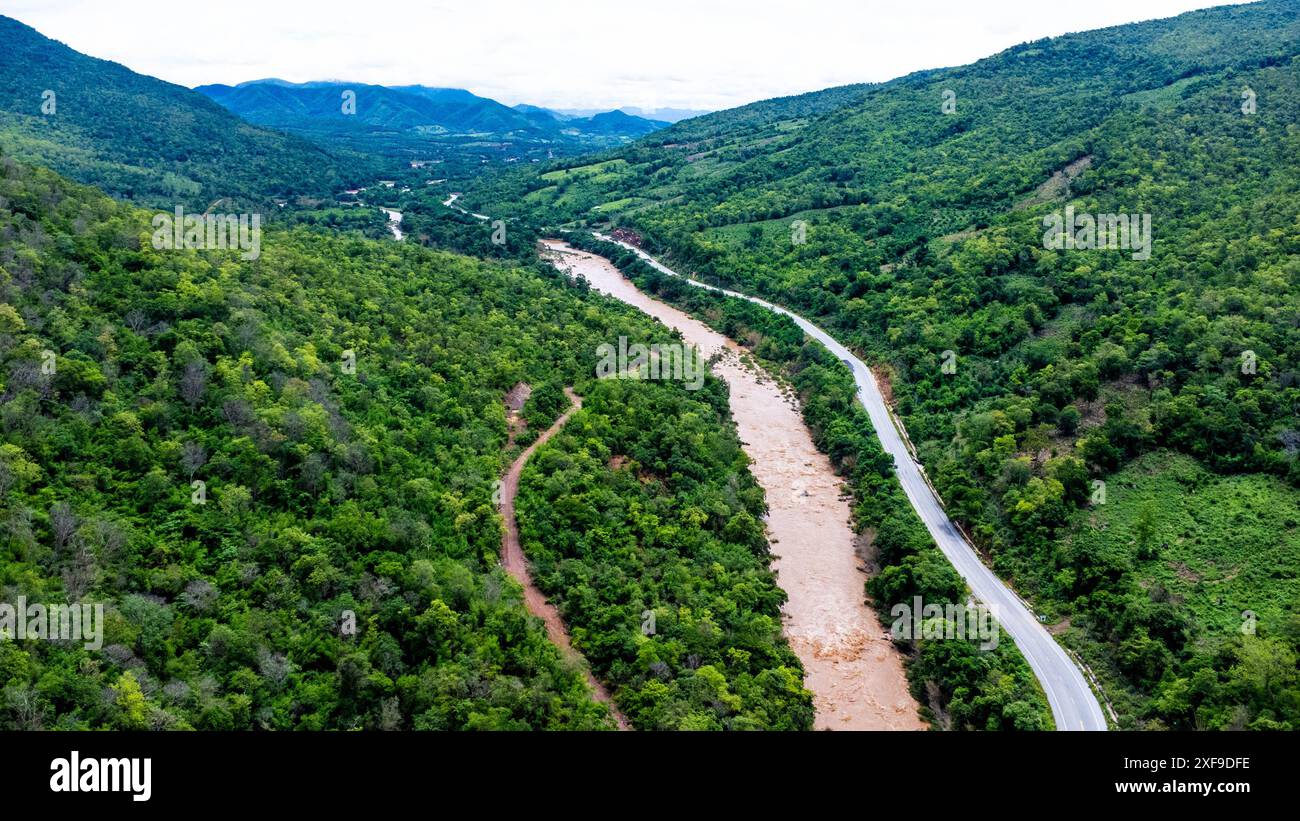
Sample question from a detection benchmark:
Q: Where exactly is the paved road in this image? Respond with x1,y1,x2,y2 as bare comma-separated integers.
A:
596,234,1109,731
442,193,491,221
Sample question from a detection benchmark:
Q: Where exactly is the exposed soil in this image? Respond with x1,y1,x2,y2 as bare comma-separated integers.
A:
1015,154,1095,210
608,227,643,246
872,365,896,410
498,387,631,730
503,382,532,447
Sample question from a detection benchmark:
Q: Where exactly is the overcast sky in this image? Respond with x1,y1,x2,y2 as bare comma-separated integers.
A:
0,0,1248,112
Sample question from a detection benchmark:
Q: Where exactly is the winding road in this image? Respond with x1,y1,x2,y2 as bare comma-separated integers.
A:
590,233,1109,732
544,243,923,730
443,193,491,221
498,387,631,730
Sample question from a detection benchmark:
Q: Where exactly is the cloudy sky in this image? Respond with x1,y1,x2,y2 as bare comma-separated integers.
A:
0,0,1247,112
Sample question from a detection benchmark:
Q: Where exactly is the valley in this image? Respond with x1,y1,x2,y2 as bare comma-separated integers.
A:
0,0,1297,742
542,241,923,730
496,386,630,729
554,235,1107,730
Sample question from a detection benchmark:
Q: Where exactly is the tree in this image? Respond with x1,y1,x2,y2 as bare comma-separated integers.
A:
180,360,208,409
115,672,149,730
1058,404,1081,435
1133,503,1158,561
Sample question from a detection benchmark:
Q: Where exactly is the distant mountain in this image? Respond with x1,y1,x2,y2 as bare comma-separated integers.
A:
196,81,670,144
512,103,564,117
562,109,669,138
557,106,710,123
197,81,538,135
233,77,302,88
388,85,547,133
623,106,710,123
0,16,356,207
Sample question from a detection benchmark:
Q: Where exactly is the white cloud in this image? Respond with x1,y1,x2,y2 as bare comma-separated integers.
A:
0,0,1249,111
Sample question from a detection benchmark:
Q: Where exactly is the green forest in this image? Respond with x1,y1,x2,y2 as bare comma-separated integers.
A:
3,0,1299,734
560,232,1052,730
465,0,1300,729
516,377,814,730
0,149,822,729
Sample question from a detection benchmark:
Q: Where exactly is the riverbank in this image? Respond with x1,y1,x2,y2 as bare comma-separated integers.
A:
563,231,1101,731
543,240,923,730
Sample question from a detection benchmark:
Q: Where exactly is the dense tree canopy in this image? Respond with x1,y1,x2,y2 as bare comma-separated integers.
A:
467,1,1300,729
0,150,815,729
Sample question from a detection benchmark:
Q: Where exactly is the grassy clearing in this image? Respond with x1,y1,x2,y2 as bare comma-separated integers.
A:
592,196,646,212
540,159,629,181
1056,450,1300,725
1070,451,1300,637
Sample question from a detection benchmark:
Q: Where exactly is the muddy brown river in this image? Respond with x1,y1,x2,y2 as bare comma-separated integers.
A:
543,240,923,730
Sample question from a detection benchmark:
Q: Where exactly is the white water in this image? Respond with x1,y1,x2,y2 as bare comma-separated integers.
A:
379,207,404,241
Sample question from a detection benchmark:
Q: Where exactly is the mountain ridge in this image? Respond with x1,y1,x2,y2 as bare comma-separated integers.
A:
0,14,359,207
196,80,669,141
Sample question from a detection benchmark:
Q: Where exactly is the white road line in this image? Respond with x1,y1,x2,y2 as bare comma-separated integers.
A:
593,233,1109,732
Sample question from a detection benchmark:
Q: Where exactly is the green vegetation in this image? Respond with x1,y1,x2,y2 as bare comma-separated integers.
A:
3,0,1298,733
466,1,1300,728
1059,452,1300,728
0,16,364,208
281,206,392,240
0,150,811,729
517,377,814,730
561,232,1051,730
194,83,664,194
540,160,630,182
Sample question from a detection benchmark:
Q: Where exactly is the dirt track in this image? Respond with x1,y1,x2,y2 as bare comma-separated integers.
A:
499,387,631,730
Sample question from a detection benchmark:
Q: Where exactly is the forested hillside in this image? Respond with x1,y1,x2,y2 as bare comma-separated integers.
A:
0,149,814,729
463,0,1300,728
516,378,814,730
197,81,667,143
196,82,540,135
0,16,363,208
3,0,1298,736
558,232,1052,730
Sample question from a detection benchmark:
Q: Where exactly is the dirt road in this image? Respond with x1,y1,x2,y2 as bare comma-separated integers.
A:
499,387,631,730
